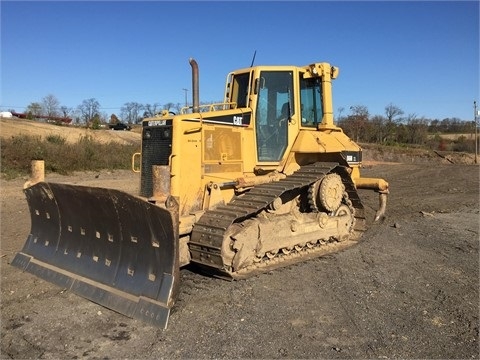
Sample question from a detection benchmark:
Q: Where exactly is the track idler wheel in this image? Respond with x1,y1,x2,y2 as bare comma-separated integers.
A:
308,173,345,212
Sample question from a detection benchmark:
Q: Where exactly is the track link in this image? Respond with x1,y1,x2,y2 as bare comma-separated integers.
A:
188,162,366,278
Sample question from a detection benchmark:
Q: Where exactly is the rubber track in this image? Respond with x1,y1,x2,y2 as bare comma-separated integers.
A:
189,162,366,278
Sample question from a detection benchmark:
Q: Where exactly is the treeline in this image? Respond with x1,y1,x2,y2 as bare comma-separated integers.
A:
336,104,477,153
6,94,218,127
5,96,478,153
4,94,184,127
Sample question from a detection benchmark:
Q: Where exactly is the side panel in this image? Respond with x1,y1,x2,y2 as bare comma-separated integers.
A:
171,118,203,216
203,125,243,173
169,110,255,216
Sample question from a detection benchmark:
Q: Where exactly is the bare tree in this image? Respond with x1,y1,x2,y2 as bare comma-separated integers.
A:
26,102,43,118
383,103,404,143
173,103,183,114
100,111,109,124
42,94,60,119
369,115,386,143
348,105,369,142
143,103,161,117
385,103,404,123
60,106,73,118
163,102,175,112
121,102,144,124
78,98,100,123
405,114,429,145
336,106,345,122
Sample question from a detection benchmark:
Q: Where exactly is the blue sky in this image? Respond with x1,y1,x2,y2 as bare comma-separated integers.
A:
1,1,479,121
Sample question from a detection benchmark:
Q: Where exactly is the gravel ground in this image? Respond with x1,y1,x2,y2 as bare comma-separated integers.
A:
1,162,478,359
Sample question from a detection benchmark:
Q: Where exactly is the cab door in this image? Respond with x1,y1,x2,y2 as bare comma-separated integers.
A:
254,71,293,162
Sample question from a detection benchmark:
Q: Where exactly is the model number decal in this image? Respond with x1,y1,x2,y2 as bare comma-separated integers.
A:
148,120,167,126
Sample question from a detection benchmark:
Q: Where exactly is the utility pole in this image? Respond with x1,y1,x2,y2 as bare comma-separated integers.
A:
475,101,478,164
182,88,188,108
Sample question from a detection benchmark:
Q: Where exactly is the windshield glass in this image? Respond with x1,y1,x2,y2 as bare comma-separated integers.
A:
300,76,323,127
255,71,293,162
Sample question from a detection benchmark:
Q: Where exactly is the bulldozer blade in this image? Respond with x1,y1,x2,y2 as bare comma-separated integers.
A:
12,182,179,329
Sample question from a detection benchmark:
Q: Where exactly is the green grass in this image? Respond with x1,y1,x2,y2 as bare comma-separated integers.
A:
1,134,139,179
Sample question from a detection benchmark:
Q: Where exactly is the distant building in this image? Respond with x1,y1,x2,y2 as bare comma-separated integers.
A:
0,111,13,118
9,111,72,124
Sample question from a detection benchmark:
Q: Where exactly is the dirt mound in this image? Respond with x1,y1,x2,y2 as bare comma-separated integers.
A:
361,143,477,165
0,117,141,146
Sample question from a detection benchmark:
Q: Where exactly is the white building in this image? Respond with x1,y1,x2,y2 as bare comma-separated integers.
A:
0,111,13,118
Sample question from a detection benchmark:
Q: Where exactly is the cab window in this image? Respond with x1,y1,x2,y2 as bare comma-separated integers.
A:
300,75,323,127
255,71,293,162
231,72,250,108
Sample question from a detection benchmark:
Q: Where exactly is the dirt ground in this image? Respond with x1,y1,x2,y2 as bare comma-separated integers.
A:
1,156,479,359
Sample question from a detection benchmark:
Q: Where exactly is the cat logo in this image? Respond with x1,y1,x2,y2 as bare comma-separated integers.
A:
233,116,243,125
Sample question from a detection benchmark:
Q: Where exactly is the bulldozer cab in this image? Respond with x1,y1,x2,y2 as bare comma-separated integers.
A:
252,69,328,161
225,62,338,166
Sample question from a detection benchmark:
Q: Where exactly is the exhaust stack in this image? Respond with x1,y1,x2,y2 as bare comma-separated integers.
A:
189,58,199,113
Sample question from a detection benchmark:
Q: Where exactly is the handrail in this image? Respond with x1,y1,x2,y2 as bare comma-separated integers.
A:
180,102,237,114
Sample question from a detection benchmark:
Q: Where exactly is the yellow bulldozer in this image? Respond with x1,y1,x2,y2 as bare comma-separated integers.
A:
12,59,389,329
